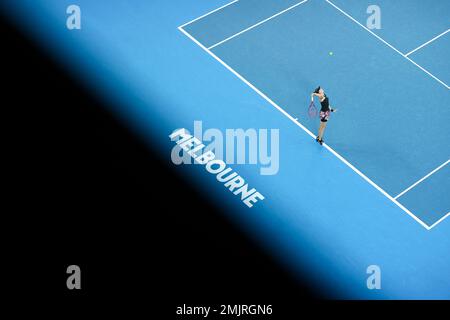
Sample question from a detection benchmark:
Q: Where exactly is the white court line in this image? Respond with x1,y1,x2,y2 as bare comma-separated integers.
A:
428,212,450,230
179,0,239,29
405,29,450,57
325,0,450,90
178,26,435,230
395,160,450,199
208,0,308,49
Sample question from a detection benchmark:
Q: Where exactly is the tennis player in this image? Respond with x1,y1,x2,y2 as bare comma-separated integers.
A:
311,86,336,145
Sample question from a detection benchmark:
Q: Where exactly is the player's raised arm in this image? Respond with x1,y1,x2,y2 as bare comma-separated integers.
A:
311,86,323,101
311,92,320,101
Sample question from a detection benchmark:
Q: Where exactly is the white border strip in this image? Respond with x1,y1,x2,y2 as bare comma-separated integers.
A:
395,160,450,199
208,0,308,49
179,0,239,29
405,29,450,57
325,0,449,90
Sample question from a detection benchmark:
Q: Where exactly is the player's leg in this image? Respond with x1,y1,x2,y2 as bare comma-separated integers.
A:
316,122,323,141
318,121,327,140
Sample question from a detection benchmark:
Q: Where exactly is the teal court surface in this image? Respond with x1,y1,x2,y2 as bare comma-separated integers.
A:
179,0,450,230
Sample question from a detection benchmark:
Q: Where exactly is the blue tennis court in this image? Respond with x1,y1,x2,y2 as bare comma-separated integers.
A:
5,0,449,299
180,0,450,229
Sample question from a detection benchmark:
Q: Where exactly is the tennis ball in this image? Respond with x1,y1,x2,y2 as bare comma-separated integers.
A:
329,51,333,55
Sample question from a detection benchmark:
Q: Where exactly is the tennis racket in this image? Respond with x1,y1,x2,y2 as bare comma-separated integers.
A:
308,101,318,118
